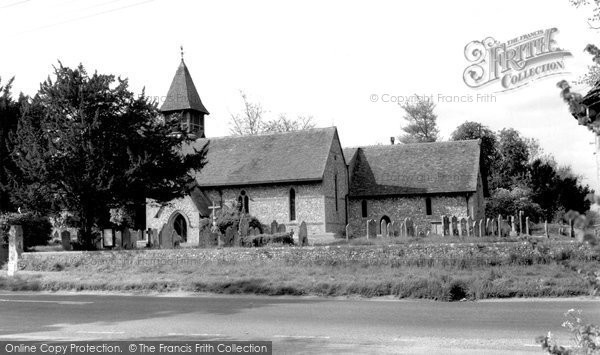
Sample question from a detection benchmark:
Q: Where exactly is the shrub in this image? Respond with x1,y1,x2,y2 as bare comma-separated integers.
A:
0,212,52,250
215,207,262,235
537,309,600,354
242,232,294,247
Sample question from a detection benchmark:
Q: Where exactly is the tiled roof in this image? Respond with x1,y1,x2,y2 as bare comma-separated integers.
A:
183,127,338,187
347,140,481,197
160,60,209,114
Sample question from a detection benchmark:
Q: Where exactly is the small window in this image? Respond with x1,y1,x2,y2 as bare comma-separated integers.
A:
238,190,249,213
289,188,296,221
425,197,432,215
361,200,367,218
334,174,338,211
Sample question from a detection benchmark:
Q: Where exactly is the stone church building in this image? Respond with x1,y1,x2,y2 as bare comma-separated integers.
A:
146,57,485,244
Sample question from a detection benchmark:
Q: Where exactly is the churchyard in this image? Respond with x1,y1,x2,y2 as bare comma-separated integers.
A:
1,210,598,301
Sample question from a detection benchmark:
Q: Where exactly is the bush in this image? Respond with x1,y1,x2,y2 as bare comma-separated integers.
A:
0,212,53,250
215,207,262,235
242,232,294,247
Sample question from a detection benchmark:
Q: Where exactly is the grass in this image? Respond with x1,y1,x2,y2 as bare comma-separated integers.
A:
1,237,598,301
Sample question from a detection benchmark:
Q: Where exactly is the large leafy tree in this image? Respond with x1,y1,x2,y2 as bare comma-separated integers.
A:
450,121,499,192
8,63,206,247
0,77,26,212
398,96,439,143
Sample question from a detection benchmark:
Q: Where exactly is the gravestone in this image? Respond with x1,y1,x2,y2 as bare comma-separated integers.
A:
472,221,479,238
451,216,458,236
466,217,473,237
61,230,71,251
387,223,392,237
129,229,138,249
399,223,405,237
122,228,131,249
299,221,308,246
408,218,415,237
151,228,160,248
415,226,419,238
525,217,530,235
277,224,286,233
485,218,490,236
103,229,114,248
442,216,450,236
270,220,278,235
345,224,351,241
239,216,250,237
510,216,518,237
217,232,224,248
224,226,235,247
497,215,502,237
199,227,211,247
114,230,122,249
159,224,174,249
367,219,377,239
391,221,399,237
7,225,23,277
519,210,524,234
380,220,387,237
457,218,464,237
479,219,484,238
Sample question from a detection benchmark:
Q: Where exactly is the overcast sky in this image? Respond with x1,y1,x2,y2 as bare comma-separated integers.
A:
1,0,599,189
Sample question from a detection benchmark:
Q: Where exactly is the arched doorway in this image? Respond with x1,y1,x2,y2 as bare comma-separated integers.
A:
172,213,188,243
380,215,391,234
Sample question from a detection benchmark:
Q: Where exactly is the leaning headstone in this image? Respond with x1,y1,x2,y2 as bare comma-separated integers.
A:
380,220,387,237
451,216,458,236
61,230,71,251
277,224,286,233
270,220,278,235
345,224,351,241
367,219,377,239
7,225,23,277
299,221,308,246
525,217,530,235
122,228,131,249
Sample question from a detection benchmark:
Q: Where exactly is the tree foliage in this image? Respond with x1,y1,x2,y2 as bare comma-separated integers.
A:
7,62,206,247
229,91,315,135
0,77,26,212
398,96,439,143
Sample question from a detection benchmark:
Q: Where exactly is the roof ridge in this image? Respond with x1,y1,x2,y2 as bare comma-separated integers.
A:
201,126,336,141
344,139,480,150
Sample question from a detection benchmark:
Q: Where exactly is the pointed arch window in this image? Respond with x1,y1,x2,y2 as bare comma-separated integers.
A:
289,188,296,221
238,190,249,214
361,200,368,218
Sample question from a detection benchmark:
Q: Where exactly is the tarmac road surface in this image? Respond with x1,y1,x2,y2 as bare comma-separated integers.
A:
0,292,598,354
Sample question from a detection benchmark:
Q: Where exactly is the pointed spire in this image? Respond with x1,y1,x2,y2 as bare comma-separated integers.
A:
160,53,209,114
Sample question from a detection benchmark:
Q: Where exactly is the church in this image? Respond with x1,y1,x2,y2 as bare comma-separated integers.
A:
146,57,485,244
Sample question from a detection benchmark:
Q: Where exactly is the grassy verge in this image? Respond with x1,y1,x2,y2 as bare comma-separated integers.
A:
1,238,598,301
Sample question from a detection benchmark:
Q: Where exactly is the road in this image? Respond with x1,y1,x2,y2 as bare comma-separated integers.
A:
0,292,598,354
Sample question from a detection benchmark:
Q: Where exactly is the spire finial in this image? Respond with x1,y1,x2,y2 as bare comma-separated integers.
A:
180,45,184,61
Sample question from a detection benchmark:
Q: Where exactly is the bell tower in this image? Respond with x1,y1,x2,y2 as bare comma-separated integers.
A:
160,47,209,138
